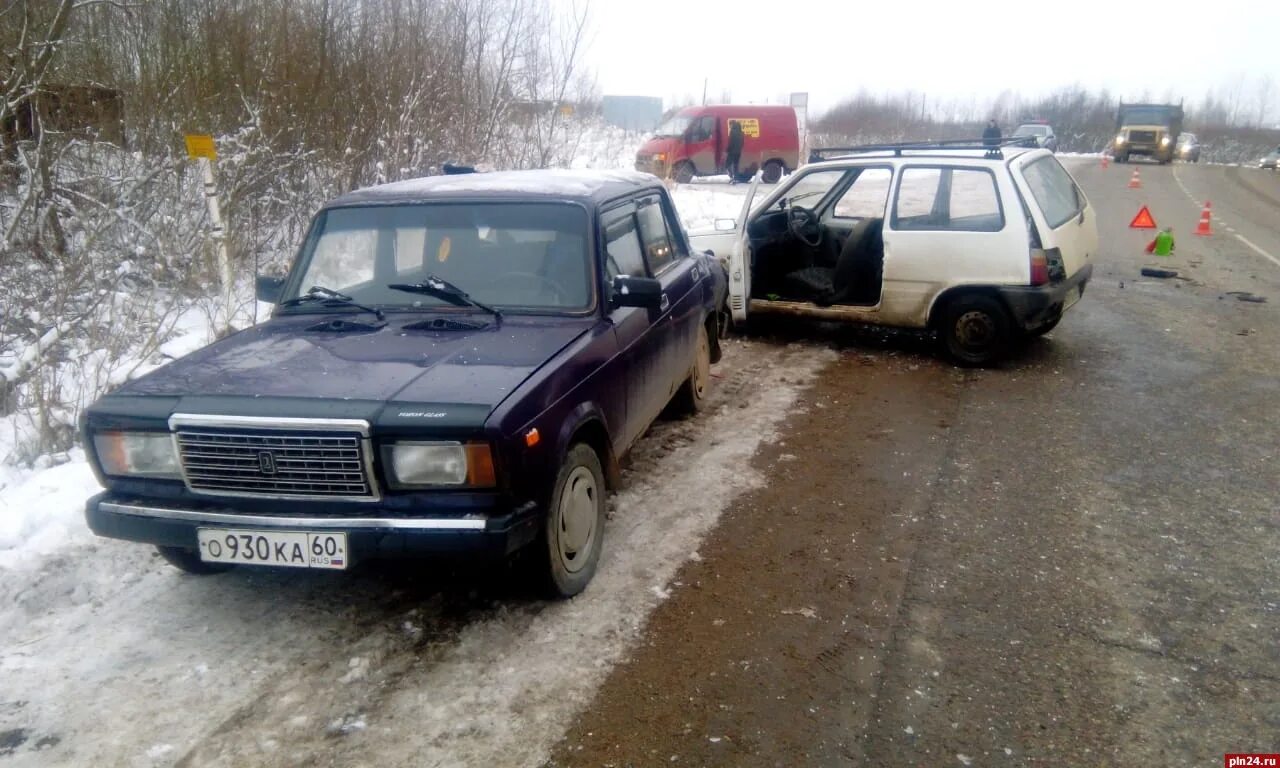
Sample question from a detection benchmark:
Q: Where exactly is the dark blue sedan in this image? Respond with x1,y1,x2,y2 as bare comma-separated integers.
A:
80,169,727,597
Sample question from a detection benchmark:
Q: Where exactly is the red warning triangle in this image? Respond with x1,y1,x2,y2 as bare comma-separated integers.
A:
1129,205,1157,229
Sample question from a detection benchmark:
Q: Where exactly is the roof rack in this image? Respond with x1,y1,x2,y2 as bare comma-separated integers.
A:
808,136,1037,163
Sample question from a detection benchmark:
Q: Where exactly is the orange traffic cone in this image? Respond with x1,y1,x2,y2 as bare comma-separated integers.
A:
1101,154,1110,169
1128,169,1141,188
1194,201,1212,236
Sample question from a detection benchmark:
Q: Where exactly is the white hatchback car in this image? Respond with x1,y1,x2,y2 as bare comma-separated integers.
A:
692,140,1097,365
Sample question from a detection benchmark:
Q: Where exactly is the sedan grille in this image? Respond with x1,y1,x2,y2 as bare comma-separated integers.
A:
175,428,374,499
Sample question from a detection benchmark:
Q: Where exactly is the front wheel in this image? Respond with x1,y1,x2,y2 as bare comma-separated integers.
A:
673,162,695,184
156,545,233,575
938,294,1013,366
539,444,606,598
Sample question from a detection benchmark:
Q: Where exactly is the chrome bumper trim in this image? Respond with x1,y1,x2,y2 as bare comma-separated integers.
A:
99,501,488,531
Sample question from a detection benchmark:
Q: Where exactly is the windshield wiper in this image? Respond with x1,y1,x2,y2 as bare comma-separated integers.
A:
279,286,386,322
387,275,502,324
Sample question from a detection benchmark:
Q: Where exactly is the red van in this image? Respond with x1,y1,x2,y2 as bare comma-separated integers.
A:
635,105,800,184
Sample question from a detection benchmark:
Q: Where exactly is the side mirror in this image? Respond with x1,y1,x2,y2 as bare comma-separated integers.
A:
713,218,737,232
610,275,663,310
256,274,285,303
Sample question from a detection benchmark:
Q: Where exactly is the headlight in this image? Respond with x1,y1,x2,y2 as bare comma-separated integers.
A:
655,153,667,162
381,441,496,489
1160,136,1172,146
1115,134,1126,144
93,431,181,478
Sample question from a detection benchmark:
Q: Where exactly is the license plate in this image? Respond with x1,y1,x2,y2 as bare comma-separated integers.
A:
196,528,348,570
1062,285,1082,311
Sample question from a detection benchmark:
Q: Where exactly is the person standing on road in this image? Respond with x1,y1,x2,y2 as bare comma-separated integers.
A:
726,120,745,184
982,119,1002,148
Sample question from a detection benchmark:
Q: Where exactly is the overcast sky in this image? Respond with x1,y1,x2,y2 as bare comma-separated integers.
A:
574,0,1279,117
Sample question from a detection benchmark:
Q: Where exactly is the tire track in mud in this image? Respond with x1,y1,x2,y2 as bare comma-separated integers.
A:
168,338,836,768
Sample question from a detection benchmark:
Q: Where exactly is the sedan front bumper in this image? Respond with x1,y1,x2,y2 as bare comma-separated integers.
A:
86,492,541,566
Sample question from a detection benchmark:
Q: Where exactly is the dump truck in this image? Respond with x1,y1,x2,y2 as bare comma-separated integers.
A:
1112,102,1184,164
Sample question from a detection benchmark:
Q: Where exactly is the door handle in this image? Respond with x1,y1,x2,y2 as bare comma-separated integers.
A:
660,293,670,312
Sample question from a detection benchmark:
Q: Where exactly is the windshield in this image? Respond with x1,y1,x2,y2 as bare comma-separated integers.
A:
288,203,592,313
1121,108,1175,126
654,115,692,137
1014,125,1049,137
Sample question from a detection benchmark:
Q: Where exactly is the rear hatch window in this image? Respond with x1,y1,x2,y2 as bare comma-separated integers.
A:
1020,156,1081,229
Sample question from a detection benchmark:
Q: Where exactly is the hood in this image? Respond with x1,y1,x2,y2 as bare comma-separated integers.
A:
638,136,679,157
117,314,593,412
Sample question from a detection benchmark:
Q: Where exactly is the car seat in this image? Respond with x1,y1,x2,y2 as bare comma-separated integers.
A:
778,217,883,306
829,218,883,305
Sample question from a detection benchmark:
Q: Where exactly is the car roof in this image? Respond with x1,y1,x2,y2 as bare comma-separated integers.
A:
325,169,665,209
808,146,1044,168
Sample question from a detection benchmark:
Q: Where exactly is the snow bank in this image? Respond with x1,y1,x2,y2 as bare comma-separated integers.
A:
0,450,101,571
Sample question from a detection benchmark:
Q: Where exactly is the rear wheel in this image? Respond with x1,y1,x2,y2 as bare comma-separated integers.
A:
673,161,695,184
938,294,1013,366
156,545,232,575
761,160,784,184
672,323,712,415
538,444,606,598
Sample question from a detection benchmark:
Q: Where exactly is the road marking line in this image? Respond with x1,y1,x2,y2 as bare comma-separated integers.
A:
1234,233,1280,267
1173,166,1280,268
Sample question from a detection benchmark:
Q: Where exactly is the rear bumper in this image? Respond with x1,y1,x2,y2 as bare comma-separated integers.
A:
996,264,1093,331
85,492,541,566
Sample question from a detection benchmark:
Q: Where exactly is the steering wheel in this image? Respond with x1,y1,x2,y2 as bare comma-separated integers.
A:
788,206,823,248
489,272,568,304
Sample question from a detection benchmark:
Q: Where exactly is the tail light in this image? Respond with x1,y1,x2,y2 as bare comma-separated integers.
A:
1030,248,1050,286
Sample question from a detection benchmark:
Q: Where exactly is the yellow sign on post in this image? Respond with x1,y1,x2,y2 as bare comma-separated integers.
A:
184,134,217,160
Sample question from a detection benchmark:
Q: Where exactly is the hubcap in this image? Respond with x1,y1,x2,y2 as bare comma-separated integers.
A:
556,466,598,573
955,310,996,350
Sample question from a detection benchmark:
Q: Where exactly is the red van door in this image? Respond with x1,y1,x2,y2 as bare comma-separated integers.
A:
682,115,718,180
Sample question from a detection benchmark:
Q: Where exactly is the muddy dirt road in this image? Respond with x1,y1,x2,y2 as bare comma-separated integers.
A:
549,161,1280,766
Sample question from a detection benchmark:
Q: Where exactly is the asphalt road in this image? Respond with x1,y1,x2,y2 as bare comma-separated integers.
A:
2,160,1276,768
548,159,1280,767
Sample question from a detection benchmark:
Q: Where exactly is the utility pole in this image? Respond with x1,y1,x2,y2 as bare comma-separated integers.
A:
702,78,708,106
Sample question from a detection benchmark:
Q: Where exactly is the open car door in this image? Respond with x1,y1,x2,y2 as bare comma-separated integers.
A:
727,172,760,324
682,173,761,325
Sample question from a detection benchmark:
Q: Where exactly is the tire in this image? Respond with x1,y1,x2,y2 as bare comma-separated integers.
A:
673,162,695,184
538,443,606,598
156,545,233,575
1116,153,1129,163
761,160,784,184
938,294,1013,367
671,322,712,415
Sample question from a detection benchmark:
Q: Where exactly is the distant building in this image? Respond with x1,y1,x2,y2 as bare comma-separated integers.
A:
602,95,663,133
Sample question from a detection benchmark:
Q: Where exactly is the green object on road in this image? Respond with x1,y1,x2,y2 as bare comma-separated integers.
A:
1153,228,1175,257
